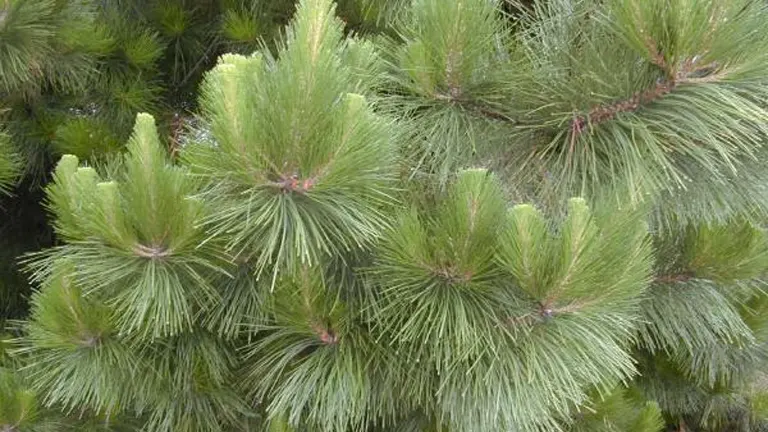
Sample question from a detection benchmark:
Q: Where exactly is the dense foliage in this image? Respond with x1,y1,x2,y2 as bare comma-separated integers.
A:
2,0,768,431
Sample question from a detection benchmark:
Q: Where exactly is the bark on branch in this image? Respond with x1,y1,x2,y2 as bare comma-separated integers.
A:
570,47,722,137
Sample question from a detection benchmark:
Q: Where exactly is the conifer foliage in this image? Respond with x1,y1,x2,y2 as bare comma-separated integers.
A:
2,0,768,431
0,132,19,195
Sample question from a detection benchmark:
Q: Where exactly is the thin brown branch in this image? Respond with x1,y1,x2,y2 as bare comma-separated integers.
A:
570,30,723,137
654,271,695,284
570,80,674,135
466,102,518,123
178,36,220,88
570,58,721,137
644,36,669,74
433,92,519,123
168,113,186,160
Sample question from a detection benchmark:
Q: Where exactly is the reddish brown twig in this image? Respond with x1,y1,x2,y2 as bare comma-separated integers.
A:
569,41,721,138
270,174,317,194
311,322,339,345
570,80,674,135
169,113,185,160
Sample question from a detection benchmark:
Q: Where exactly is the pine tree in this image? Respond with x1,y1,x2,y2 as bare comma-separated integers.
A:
0,0,297,330
2,0,768,431
0,0,404,326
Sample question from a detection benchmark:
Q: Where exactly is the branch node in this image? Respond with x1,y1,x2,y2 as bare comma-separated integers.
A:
133,243,172,259
311,322,338,345
273,174,316,194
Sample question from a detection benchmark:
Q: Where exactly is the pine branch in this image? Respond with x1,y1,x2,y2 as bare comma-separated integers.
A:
570,80,674,136
570,54,724,137
9,1,768,431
